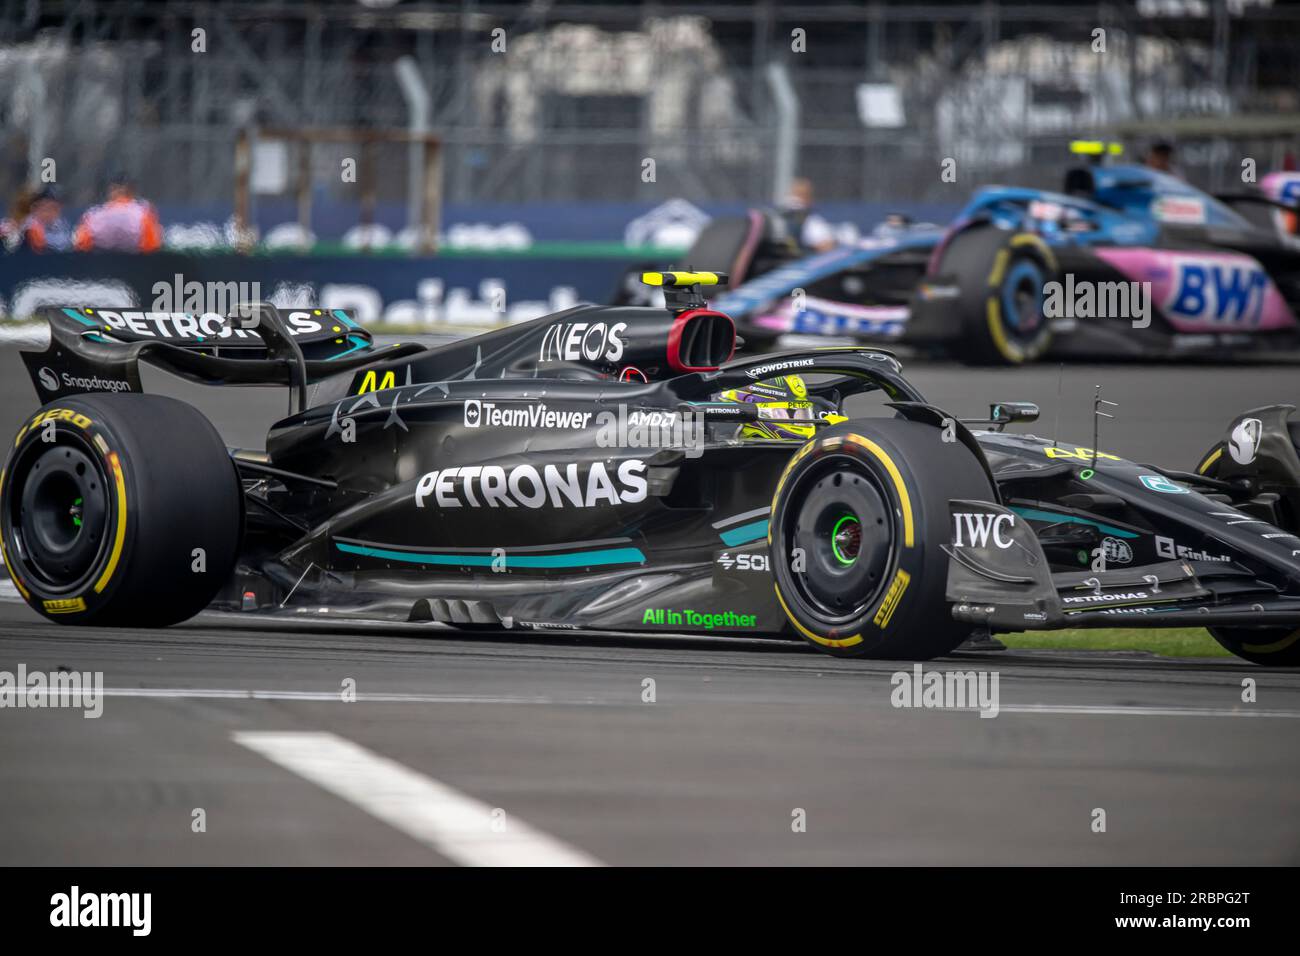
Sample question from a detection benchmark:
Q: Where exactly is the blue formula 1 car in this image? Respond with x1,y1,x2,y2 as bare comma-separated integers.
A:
665,144,1300,365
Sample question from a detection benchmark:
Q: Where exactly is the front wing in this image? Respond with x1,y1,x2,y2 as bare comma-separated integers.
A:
945,499,1300,631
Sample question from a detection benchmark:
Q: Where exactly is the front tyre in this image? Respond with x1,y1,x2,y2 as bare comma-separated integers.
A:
939,226,1056,365
1205,627,1300,667
769,419,995,659
1,394,242,627
1197,427,1300,665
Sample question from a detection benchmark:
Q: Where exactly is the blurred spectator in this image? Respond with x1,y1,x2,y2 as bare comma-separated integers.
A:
779,176,836,253
1144,141,1178,176
17,187,72,252
1,186,35,252
73,174,163,252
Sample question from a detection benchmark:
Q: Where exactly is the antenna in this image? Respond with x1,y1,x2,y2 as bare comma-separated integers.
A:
1053,363,1063,449
1091,384,1118,469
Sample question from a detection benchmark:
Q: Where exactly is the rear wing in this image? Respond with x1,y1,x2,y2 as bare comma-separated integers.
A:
22,305,426,412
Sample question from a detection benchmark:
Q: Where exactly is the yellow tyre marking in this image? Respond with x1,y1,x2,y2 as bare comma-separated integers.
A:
987,249,1009,288
845,434,914,547
1242,628,1300,655
93,451,127,594
1197,447,1222,475
769,439,818,541
986,233,1055,364
0,539,30,601
1009,233,1058,271
0,458,21,598
42,597,86,615
773,584,862,648
872,569,911,629
986,298,1023,364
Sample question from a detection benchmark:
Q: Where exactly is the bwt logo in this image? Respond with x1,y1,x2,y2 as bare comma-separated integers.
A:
952,512,1015,549
1168,261,1269,326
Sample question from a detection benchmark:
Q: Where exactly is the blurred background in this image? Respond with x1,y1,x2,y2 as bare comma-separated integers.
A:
1,0,1298,322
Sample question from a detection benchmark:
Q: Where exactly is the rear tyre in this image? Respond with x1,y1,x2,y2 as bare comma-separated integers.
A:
938,226,1056,365
1,394,242,626
769,418,996,659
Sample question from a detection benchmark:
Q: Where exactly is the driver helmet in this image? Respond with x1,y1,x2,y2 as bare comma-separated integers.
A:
719,374,823,441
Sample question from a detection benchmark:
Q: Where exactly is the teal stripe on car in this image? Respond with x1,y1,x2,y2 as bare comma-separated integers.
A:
62,307,101,327
335,541,646,569
1010,507,1140,539
62,308,110,342
326,334,370,361
720,519,769,546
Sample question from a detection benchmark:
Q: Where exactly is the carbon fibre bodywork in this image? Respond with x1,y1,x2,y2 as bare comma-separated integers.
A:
14,302,1300,651
232,323,930,635
947,424,1300,632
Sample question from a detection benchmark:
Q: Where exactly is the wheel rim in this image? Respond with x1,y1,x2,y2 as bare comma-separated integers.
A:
781,458,894,624
9,439,110,591
830,514,861,566
1000,259,1045,337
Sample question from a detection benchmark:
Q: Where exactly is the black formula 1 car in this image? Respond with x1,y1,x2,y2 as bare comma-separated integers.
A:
3,277,1300,665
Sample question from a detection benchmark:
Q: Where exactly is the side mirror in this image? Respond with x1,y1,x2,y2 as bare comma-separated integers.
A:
990,401,1039,425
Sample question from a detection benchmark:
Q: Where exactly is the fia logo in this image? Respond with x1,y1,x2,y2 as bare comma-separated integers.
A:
1100,536,1133,565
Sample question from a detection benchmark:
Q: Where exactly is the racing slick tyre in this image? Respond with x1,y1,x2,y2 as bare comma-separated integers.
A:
938,226,1056,365
1196,424,1300,666
768,418,995,659
1,393,242,627
1205,625,1300,667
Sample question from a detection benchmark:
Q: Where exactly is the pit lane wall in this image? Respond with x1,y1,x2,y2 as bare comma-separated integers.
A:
0,249,643,330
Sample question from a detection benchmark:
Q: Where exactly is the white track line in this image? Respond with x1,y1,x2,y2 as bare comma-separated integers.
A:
109,688,602,704
998,704,1300,719
4,686,611,705
5,687,1296,718
234,731,603,867
4,687,1297,718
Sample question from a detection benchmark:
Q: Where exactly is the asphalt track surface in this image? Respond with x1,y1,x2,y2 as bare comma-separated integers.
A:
1,343,1298,865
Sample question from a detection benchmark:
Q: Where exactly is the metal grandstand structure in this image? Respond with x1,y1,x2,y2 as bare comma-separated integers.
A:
2,0,1297,213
